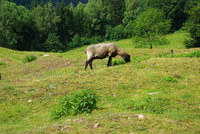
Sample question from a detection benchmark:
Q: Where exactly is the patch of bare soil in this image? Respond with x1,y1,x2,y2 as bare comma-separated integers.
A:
18,56,71,74
39,56,72,70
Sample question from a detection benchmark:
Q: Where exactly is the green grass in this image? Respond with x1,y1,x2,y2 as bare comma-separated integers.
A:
173,50,200,57
156,31,189,49
0,31,200,133
130,96,170,114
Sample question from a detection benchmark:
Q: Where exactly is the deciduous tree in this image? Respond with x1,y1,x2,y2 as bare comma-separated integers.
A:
133,8,171,49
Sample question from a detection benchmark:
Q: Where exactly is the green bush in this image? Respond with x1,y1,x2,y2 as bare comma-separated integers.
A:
22,55,37,63
130,96,170,114
52,89,98,120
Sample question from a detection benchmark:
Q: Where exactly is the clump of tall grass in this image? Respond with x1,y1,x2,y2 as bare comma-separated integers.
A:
22,55,37,63
0,62,6,65
112,59,126,66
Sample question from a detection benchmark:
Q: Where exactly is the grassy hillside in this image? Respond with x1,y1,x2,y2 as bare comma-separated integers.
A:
0,32,200,133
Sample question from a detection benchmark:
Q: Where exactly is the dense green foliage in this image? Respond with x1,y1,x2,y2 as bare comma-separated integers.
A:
12,0,88,7
0,0,199,52
184,3,200,48
52,90,98,119
0,1,32,50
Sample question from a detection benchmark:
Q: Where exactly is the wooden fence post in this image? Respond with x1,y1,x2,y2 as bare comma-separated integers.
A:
171,50,174,56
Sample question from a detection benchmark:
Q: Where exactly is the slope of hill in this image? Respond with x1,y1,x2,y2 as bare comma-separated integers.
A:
0,32,200,133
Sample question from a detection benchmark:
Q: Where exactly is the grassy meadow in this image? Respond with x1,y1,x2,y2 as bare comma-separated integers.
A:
0,31,200,133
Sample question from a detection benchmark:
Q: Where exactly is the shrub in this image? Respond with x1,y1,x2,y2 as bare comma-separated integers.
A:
22,55,37,63
52,89,98,120
130,96,170,114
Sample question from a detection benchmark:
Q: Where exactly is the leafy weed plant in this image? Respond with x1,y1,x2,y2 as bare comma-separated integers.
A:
52,89,98,120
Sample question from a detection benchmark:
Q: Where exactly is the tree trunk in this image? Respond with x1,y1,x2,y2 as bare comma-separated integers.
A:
150,44,152,49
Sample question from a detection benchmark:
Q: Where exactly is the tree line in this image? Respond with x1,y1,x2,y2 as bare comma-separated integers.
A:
0,0,199,52
11,0,88,7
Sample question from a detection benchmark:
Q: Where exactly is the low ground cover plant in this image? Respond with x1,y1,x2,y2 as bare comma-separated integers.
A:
130,96,170,114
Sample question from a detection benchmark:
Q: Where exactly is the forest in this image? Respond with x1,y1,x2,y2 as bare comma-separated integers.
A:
0,0,200,52
12,0,88,7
